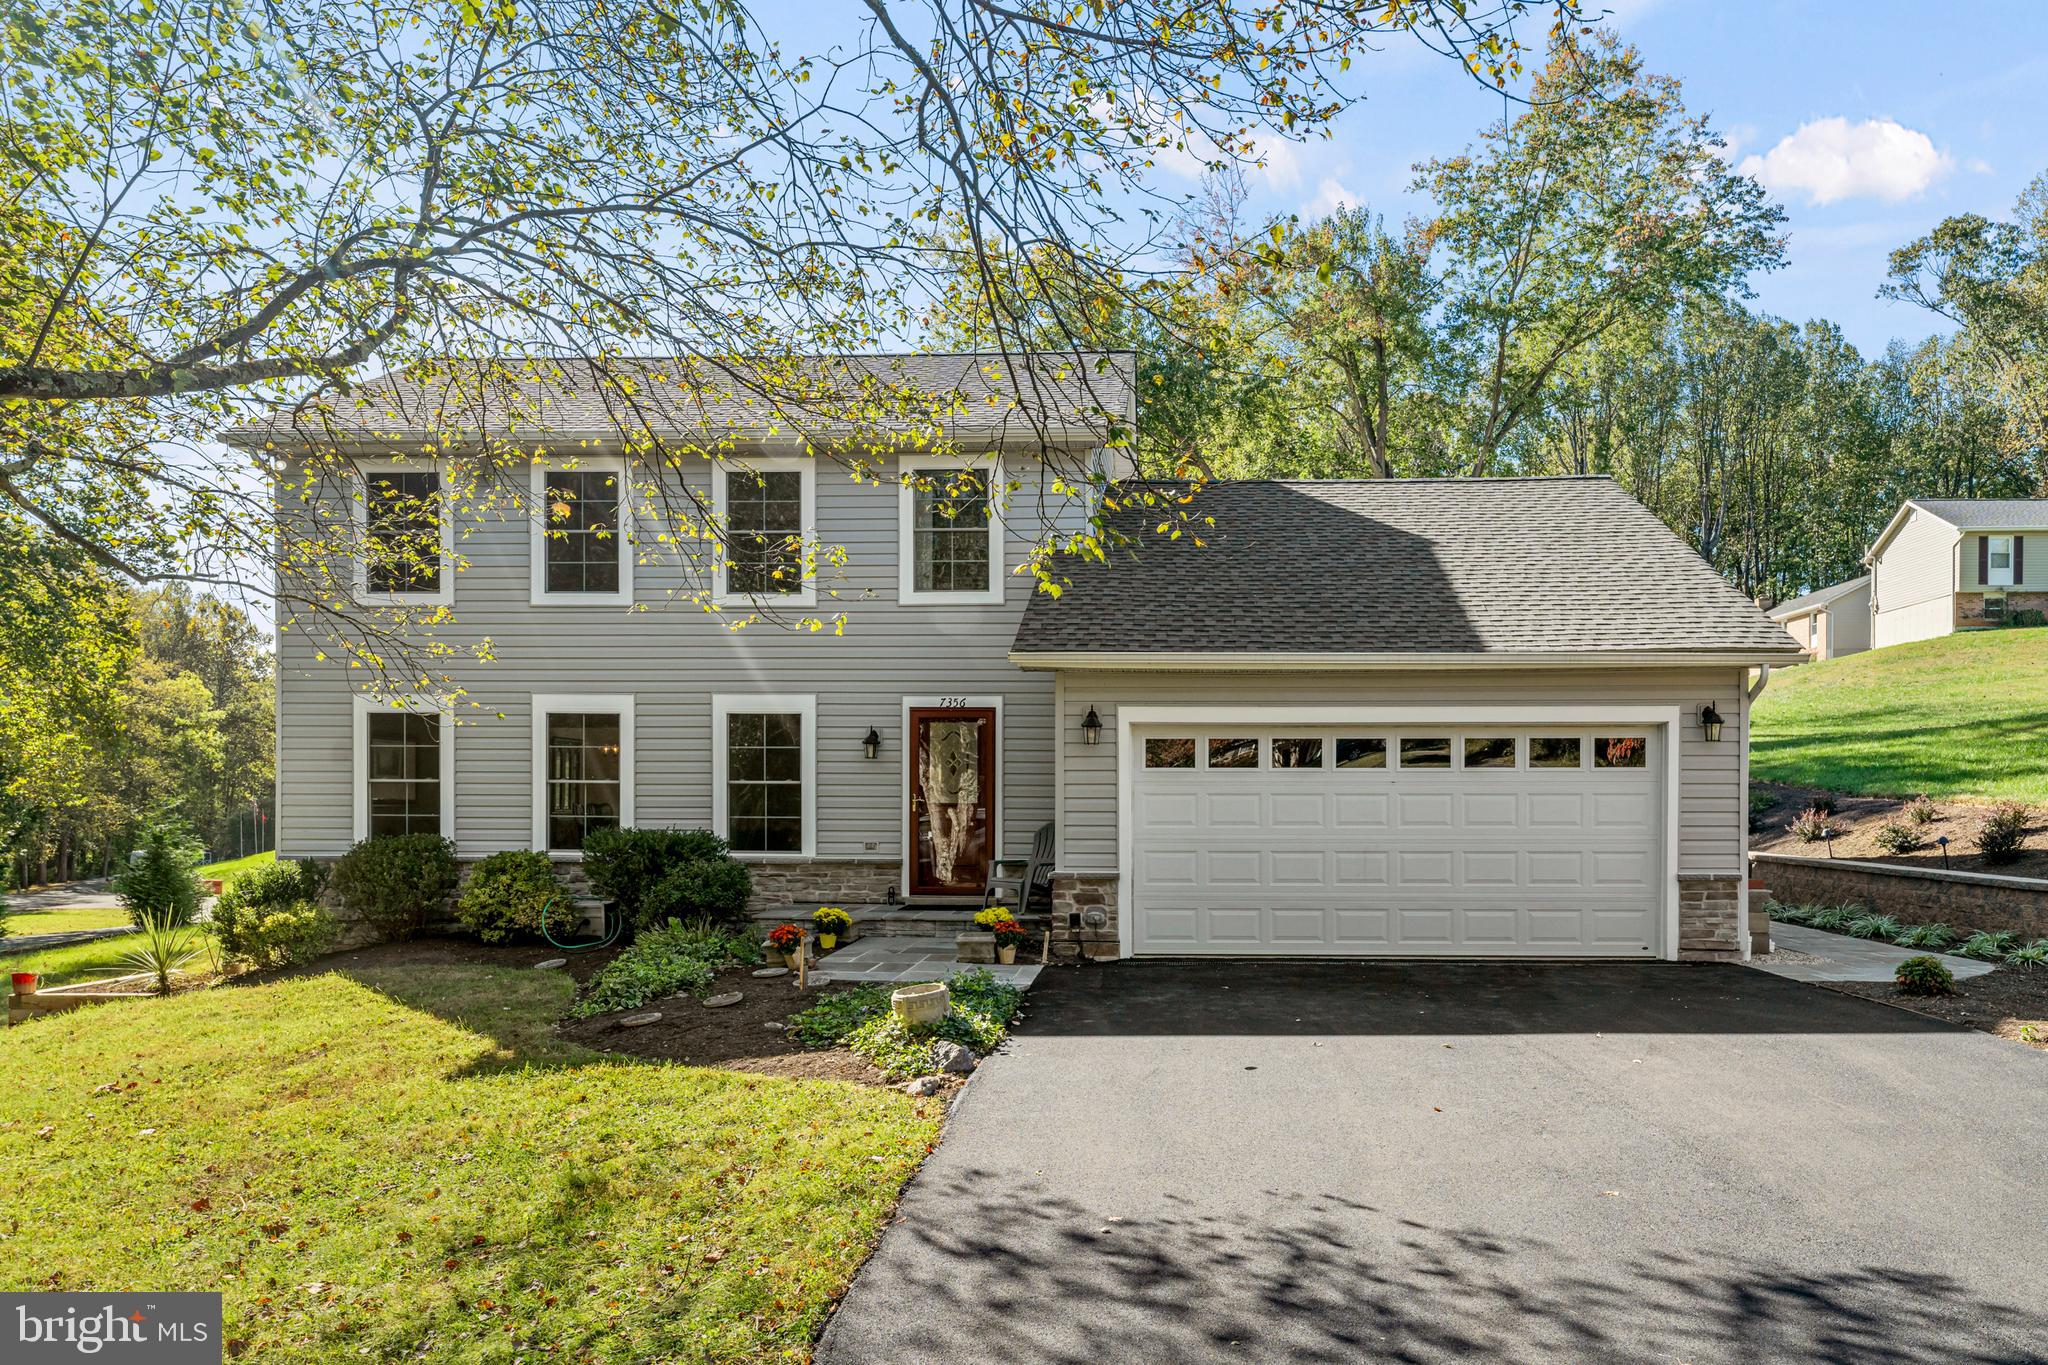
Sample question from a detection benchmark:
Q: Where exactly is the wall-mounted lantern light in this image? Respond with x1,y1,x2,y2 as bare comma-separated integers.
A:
1081,706,1103,746
1699,703,1725,742
862,727,881,760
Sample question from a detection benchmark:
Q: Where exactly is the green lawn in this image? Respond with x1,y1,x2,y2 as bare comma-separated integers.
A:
3,904,131,937
1,961,939,1361
1752,628,2048,801
198,848,276,883
0,933,152,986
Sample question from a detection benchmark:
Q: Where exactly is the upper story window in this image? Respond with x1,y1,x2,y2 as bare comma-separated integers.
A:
899,454,1004,605
1986,535,2016,587
352,697,452,842
356,463,452,605
530,462,632,606
714,458,816,606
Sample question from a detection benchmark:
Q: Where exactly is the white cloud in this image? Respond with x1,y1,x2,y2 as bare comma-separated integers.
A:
1738,117,1953,205
1302,177,1363,220
1966,156,1994,175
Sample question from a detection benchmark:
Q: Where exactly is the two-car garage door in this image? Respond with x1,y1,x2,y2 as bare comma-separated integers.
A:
1130,726,1663,957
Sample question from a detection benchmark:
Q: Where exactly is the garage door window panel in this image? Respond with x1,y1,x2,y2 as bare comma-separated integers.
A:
1144,738,1195,769
1399,737,1452,768
1464,737,1517,769
1595,736,1648,768
1271,737,1324,769
1208,737,1259,769
1531,737,1583,768
1335,737,1387,769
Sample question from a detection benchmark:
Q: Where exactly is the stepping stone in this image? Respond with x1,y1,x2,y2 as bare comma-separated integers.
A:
534,958,567,970
900,1076,943,1097
620,1011,663,1028
762,1020,789,1031
703,992,744,1009
751,967,790,978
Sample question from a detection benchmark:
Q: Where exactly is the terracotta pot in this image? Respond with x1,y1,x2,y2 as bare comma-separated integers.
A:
11,972,39,996
997,945,1017,965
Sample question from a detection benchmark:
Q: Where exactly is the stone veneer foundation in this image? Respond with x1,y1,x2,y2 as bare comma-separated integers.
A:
743,858,902,911
1677,873,1743,960
1048,872,1120,961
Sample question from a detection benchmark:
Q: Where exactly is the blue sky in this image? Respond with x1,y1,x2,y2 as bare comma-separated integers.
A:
773,1,2047,358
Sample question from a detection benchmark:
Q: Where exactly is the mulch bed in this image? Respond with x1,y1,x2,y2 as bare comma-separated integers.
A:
1821,967,2048,1052
284,937,911,1087
1751,781,2048,878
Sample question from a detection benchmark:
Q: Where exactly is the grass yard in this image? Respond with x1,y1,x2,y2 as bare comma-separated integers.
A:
1751,628,2048,801
0,933,152,987
3,905,132,937
0,959,940,1362
198,848,276,883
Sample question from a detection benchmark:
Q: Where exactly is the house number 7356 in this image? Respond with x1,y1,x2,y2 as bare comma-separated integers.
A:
939,696,970,708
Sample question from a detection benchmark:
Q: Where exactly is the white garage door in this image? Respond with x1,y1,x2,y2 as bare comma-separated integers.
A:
1131,727,1663,957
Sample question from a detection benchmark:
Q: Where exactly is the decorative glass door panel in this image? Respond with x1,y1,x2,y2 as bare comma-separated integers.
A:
909,708,996,896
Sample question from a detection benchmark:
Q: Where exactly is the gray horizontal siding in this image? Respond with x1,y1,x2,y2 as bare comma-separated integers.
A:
278,452,1080,862
1052,667,1750,876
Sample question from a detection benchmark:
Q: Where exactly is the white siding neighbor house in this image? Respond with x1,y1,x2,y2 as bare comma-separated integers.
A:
1866,498,2048,649
1768,576,1870,661
239,357,1803,965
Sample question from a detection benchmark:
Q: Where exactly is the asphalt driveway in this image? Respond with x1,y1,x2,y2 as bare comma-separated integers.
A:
820,961,2048,1364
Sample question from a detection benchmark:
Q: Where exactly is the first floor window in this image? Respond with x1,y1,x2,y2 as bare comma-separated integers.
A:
366,712,442,837
546,712,623,850
363,469,444,594
541,470,622,595
725,710,805,852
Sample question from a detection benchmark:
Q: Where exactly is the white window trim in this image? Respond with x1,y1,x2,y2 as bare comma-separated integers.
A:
711,693,818,860
530,693,637,860
710,456,818,608
529,457,634,607
1114,705,1683,963
1987,534,2016,588
353,458,455,607
899,694,1005,895
351,694,456,845
897,452,1006,606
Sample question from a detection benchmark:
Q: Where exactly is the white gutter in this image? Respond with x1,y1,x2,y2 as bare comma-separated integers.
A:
1009,649,1810,672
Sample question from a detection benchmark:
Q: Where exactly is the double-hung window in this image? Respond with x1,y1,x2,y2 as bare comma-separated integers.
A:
713,695,816,856
531,695,635,855
898,455,1004,605
353,697,452,841
531,461,631,605
713,458,816,605
1986,535,2016,588
356,462,452,605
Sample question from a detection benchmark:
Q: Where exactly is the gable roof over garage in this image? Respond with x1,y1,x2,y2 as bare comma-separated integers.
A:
1012,476,1803,666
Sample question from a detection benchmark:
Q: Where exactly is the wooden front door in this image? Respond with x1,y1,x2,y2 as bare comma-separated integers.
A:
908,707,997,897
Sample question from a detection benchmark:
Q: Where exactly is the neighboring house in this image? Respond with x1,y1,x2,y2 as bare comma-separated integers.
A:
240,357,1803,966
1767,575,1870,661
1867,498,2048,649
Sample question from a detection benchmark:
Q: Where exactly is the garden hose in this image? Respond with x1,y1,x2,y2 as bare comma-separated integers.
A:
538,895,623,951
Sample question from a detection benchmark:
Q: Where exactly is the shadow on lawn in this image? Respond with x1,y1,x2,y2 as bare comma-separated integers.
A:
1752,702,2048,797
821,1178,2046,1364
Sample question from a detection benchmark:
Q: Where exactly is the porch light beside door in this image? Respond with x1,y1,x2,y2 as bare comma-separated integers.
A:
862,727,882,760
1699,703,1724,742
1081,706,1103,745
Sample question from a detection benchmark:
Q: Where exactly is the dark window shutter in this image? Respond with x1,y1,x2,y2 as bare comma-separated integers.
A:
1979,536,1990,583
2017,536,2025,583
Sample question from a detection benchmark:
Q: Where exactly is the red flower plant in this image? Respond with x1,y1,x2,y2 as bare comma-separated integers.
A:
988,917,1026,948
767,923,804,951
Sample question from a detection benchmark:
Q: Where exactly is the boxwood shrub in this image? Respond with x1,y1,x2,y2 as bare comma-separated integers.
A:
580,826,750,933
455,850,562,943
331,834,458,940
211,859,338,968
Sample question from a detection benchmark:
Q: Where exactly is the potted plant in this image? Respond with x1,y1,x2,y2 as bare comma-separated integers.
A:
11,971,39,997
989,917,1026,966
766,922,804,966
812,906,851,951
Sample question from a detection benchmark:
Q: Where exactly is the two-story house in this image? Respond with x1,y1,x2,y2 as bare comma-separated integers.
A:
1866,498,2048,648
238,353,1804,965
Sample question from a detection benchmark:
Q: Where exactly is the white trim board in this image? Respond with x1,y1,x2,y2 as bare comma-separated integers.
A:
351,694,456,846
711,693,819,861
528,456,635,607
900,694,1005,899
710,455,819,608
530,693,637,859
1014,650,1805,671
1112,703,1685,962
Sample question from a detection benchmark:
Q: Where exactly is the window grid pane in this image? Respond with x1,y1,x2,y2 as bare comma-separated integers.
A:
366,712,440,836
365,471,442,593
542,472,622,595
913,470,991,593
727,470,805,595
727,711,804,852
546,712,622,850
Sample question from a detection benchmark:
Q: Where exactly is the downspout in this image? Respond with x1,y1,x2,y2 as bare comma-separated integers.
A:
1747,664,1771,703
1740,663,1771,961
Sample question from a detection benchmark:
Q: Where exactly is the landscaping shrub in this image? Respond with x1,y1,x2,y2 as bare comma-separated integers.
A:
1806,905,1861,932
569,921,756,1018
331,834,458,940
211,858,340,968
1974,801,2031,864
1952,930,2020,962
115,822,205,926
455,850,562,943
789,969,1023,1080
117,909,207,991
1894,955,1956,997
813,906,852,937
1845,913,1905,941
581,827,733,927
1768,903,1819,926
1894,922,1959,950
1872,821,1923,855
1789,806,1833,843
2006,608,2046,629
636,855,752,932
2005,939,2048,970
1904,795,1940,826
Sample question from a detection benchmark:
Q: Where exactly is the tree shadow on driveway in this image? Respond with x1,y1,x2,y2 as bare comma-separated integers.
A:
820,1178,2045,1363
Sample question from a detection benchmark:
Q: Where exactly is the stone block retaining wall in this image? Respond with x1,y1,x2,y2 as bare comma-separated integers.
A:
1751,852,2048,938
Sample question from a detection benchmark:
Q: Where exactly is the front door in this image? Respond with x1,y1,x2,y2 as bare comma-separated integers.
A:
909,707,997,897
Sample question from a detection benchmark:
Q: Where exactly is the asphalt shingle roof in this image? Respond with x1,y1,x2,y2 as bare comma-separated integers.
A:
226,352,1134,444
1768,575,1868,620
1013,477,1803,659
1910,499,2048,530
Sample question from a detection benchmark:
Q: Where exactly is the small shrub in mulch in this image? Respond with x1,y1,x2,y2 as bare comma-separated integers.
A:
1904,795,1940,825
1872,820,1924,855
1894,955,1956,997
1790,806,1833,843
1974,801,2031,864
